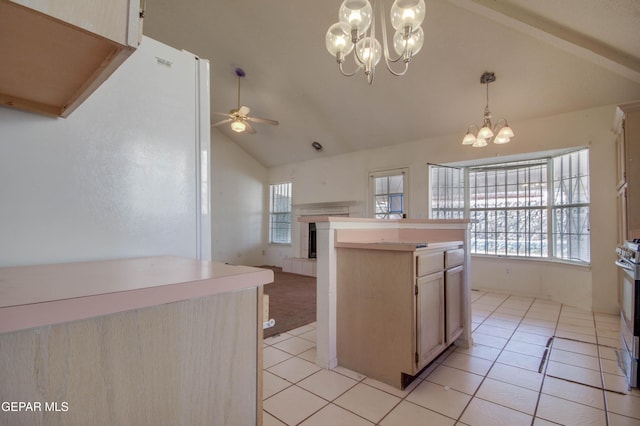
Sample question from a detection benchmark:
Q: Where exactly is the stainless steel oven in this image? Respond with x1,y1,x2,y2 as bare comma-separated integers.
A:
616,240,640,388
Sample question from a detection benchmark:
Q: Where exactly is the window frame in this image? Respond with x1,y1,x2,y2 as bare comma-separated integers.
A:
467,160,549,258
551,149,591,263
369,168,409,219
269,181,292,245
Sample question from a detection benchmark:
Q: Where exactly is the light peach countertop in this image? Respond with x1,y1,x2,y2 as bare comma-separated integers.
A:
0,256,274,334
334,241,463,252
298,216,470,224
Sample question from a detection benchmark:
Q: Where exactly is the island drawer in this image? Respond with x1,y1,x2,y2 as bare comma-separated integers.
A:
417,251,444,277
445,248,464,269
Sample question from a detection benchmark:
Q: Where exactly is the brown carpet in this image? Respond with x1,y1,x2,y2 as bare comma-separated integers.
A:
262,266,316,338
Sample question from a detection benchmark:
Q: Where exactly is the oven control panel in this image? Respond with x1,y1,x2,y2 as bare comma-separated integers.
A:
619,241,640,263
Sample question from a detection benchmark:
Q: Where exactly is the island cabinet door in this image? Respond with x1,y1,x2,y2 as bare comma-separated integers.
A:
445,265,465,343
415,271,445,371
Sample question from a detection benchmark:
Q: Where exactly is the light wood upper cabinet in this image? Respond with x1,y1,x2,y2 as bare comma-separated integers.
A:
10,0,134,44
0,0,141,117
615,102,640,240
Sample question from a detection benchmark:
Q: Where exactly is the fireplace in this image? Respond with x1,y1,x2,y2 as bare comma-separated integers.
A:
284,203,356,277
308,223,317,259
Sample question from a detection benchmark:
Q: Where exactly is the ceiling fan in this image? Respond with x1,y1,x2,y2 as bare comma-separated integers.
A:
212,67,279,134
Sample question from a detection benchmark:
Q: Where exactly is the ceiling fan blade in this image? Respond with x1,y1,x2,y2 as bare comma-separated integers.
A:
212,111,234,118
212,118,233,127
244,121,257,134
245,116,279,126
238,105,251,116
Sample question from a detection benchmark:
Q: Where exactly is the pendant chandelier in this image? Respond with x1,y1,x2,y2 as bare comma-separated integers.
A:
325,0,426,84
462,72,515,147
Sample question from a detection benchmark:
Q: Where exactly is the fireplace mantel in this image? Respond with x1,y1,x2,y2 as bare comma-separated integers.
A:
294,201,356,218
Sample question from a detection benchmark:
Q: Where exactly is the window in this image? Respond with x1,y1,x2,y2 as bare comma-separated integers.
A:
269,182,292,244
429,149,590,263
370,169,407,219
469,160,548,257
430,165,464,219
553,150,590,262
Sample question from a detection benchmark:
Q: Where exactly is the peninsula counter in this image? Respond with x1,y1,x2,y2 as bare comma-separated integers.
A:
0,256,273,426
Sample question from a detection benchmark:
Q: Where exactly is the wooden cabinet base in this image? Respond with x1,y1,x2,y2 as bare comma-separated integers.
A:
337,249,415,389
336,243,466,390
0,288,261,426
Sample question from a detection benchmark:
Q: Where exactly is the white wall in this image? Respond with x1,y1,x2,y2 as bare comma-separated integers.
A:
268,105,619,313
210,129,268,266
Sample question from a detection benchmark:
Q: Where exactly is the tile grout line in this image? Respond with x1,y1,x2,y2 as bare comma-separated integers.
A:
452,294,540,424
373,350,460,425
594,311,611,426
529,302,563,425
264,302,629,425
266,327,402,425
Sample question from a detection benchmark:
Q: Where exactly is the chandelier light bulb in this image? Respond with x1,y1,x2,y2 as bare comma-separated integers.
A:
497,125,514,139
390,0,426,31
462,132,476,145
357,37,382,66
326,23,354,56
393,26,424,56
476,125,494,140
472,138,488,148
339,0,373,35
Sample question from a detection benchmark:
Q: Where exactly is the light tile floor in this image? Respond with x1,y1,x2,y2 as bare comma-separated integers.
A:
263,291,640,425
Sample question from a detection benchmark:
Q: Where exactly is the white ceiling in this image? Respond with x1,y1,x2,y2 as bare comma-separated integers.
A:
144,0,640,168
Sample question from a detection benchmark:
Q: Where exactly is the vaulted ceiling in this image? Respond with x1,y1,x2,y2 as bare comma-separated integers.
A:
144,0,640,168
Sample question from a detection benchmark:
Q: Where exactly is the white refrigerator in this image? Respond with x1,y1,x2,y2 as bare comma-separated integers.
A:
0,36,211,267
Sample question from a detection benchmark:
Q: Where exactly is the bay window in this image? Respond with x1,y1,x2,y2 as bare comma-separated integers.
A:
429,149,590,263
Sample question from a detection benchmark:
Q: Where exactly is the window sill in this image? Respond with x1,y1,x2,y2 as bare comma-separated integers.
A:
470,254,591,270
268,243,292,247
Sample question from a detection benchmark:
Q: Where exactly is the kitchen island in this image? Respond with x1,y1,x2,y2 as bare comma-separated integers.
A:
336,240,465,389
298,217,471,383
0,256,273,426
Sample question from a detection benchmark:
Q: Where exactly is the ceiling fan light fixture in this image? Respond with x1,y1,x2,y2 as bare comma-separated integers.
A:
231,120,246,133
462,72,515,147
211,67,279,134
